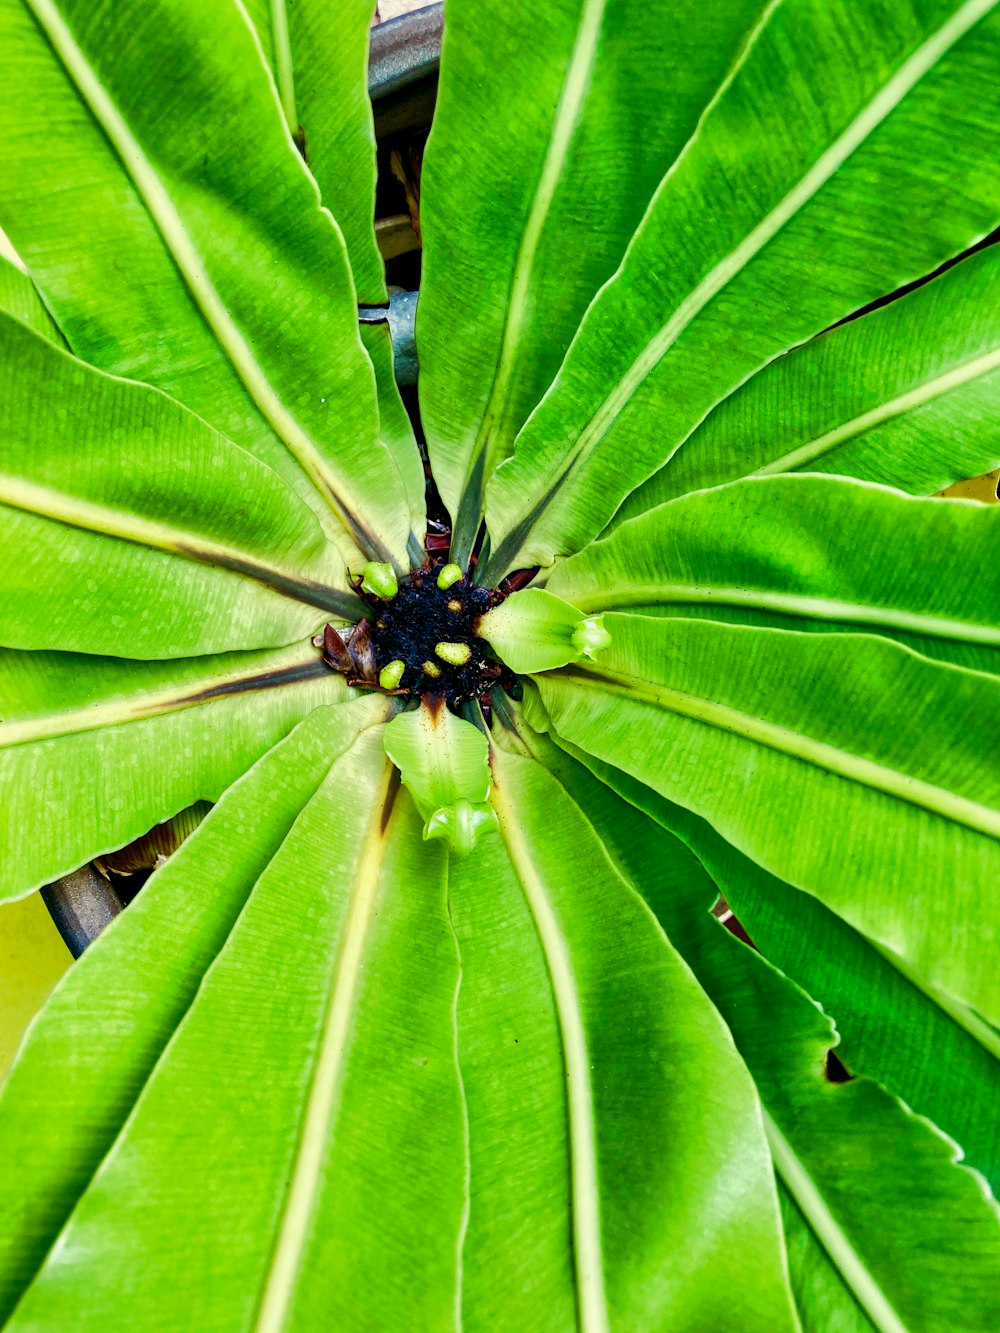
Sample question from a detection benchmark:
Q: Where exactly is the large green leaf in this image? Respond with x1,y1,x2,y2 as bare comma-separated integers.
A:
455,740,798,1330
4,738,466,1331
0,640,340,899
242,0,426,536
0,0,414,565
418,0,768,558
515,718,1000,1333
483,0,1000,578
0,697,390,1324
549,726,1000,1196
537,615,1000,1024
621,242,1000,515
0,312,360,658
547,475,1000,665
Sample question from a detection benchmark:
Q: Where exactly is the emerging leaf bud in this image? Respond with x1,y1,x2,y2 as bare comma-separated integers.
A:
422,660,443,678
477,587,612,675
435,641,472,666
378,659,406,690
361,561,398,600
572,616,611,660
436,563,464,590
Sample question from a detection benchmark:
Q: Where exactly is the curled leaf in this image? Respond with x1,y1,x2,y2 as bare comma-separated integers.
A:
477,587,611,674
383,702,498,856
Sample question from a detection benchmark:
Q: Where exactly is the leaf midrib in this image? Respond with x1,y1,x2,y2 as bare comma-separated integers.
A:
496,0,996,547
764,1111,908,1333
0,651,328,749
0,472,357,618
567,580,1000,646
753,344,1000,476
491,772,610,1333
559,667,1000,841
24,0,389,561
253,762,396,1333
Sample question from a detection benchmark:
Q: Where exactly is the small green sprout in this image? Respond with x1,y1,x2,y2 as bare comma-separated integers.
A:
361,561,398,600
378,659,406,690
436,563,464,590
435,641,472,666
422,660,442,678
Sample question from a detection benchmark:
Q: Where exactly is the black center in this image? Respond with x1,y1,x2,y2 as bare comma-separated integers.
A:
366,562,501,706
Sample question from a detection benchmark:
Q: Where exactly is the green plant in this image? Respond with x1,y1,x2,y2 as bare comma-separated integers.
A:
1,0,999,1326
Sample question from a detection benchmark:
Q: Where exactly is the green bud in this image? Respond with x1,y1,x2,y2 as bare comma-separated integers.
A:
572,615,611,660
435,641,472,666
378,659,406,690
422,660,442,678
361,561,398,600
436,563,464,591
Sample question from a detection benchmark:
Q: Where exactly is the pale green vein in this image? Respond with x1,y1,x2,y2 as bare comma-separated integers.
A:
0,652,326,750
753,345,1000,476
0,473,354,615
269,0,298,135
507,0,996,529
24,0,381,554
492,775,609,1333
561,669,1000,842
567,580,1000,646
763,1110,909,1333
255,764,394,1333
446,869,472,1333
453,0,608,557
869,939,1000,1062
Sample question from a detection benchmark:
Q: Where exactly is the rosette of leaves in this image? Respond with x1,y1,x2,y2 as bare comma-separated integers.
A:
2,0,1000,1327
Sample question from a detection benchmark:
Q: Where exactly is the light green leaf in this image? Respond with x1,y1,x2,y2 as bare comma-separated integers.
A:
5,745,467,1332
456,742,799,1331
547,475,1000,664
383,701,497,854
0,640,341,899
418,0,768,559
478,586,609,674
0,0,413,565
483,0,1000,578
0,253,60,343
0,698,389,1324
621,242,1000,514
243,0,426,534
537,615,1000,1024
0,312,360,658
515,715,1000,1333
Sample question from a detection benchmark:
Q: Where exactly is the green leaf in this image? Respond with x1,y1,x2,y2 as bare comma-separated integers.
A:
0,312,362,658
0,253,60,344
455,741,799,1330
0,0,414,565
0,640,341,899
0,698,389,1324
478,586,610,674
547,728,1000,1196
515,716,1000,1333
621,242,1000,514
547,475,1000,666
383,701,497,854
4,743,467,1331
418,0,769,559
483,0,1000,578
242,0,426,535
537,615,1000,1024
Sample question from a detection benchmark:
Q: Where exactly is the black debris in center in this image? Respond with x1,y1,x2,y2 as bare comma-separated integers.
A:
320,561,509,709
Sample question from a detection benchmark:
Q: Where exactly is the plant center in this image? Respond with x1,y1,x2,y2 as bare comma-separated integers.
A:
321,561,506,708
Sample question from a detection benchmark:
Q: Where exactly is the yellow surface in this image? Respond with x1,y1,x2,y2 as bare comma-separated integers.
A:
0,893,71,1082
